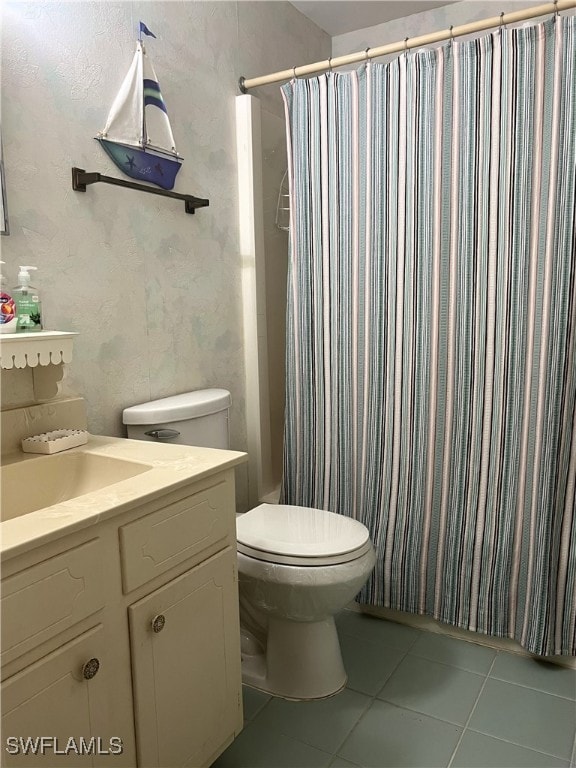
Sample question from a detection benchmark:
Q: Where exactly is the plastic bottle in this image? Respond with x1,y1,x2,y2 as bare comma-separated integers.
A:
0,261,18,333
13,266,43,333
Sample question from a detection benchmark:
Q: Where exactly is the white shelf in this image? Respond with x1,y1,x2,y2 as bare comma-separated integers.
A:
0,331,77,370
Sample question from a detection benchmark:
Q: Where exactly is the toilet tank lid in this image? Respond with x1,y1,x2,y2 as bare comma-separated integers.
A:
122,389,231,425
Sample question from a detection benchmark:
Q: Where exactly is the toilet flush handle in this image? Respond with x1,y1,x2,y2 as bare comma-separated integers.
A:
144,429,180,441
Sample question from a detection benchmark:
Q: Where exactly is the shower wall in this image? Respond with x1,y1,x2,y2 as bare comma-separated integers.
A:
260,108,289,493
236,94,288,505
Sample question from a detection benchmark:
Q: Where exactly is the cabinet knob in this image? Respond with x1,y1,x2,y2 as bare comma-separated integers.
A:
151,614,166,633
82,658,100,680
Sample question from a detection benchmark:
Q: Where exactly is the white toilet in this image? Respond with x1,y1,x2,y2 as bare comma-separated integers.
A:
236,503,376,699
123,389,376,700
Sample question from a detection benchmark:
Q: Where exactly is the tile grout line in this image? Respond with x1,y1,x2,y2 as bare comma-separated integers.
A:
334,642,413,760
446,652,499,768
407,644,576,690
244,690,273,725
482,675,576,702
244,630,415,763
243,700,336,764
462,725,576,762
245,684,373,762
330,695,373,759
405,628,425,651
446,653,576,767
405,650,495,677
244,630,576,766
363,694,488,732
350,637,576,701
338,624,424,654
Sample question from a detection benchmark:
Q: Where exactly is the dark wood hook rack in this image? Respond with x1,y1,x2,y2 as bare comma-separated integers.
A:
71,167,209,214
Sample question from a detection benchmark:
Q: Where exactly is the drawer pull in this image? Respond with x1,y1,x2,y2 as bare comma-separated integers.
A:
82,658,100,680
151,614,166,633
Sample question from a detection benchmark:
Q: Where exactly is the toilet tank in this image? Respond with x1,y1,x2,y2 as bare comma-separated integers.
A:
122,389,231,450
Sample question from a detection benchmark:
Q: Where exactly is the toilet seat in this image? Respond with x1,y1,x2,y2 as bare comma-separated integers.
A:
236,504,372,566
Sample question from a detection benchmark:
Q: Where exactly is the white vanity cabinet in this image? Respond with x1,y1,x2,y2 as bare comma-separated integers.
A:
129,549,241,768
121,470,243,768
1,534,137,768
0,464,243,768
2,625,125,768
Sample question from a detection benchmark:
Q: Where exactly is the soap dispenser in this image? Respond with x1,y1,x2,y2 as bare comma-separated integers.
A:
0,262,18,333
13,265,43,332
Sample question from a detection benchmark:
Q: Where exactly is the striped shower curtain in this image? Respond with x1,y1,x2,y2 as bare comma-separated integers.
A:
280,16,576,657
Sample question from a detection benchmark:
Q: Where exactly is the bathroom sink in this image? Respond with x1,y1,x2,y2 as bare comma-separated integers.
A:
1,451,153,522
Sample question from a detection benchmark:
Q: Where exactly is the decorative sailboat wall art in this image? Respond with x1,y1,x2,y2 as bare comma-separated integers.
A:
96,23,182,191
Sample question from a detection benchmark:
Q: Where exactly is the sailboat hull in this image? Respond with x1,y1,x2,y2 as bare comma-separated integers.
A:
97,138,182,190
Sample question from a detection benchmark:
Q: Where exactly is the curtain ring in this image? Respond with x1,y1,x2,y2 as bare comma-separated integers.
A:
449,25,454,43
365,46,370,62
553,0,560,19
328,57,333,74
292,65,297,80
499,12,505,31
404,37,409,56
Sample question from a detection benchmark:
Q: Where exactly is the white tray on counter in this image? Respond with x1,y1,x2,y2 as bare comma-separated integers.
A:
21,429,88,454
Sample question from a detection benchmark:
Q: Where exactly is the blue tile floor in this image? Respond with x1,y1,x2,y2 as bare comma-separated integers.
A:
214,611,576,768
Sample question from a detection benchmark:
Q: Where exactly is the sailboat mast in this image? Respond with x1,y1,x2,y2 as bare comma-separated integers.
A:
139,42,147,147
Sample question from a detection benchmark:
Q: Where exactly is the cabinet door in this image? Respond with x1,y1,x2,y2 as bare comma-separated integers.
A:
1,625,135,767
129,548,242,768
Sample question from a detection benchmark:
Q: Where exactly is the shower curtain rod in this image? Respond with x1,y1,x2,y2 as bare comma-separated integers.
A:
239,0,576,91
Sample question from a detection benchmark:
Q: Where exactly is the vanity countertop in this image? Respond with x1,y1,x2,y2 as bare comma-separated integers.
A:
1,435,247,560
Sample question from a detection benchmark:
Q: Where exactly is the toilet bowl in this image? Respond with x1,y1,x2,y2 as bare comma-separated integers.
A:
236,503,376,700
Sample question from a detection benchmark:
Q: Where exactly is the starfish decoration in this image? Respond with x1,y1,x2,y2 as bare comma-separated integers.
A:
155,163,164,176
125,155,136,170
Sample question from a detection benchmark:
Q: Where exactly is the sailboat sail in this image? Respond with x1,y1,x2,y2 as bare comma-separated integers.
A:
96,34,182,190
142,50,177,154
101,45,143,149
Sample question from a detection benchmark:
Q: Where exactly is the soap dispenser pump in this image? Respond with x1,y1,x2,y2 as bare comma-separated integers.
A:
14,265,43,332
0,262,18,333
